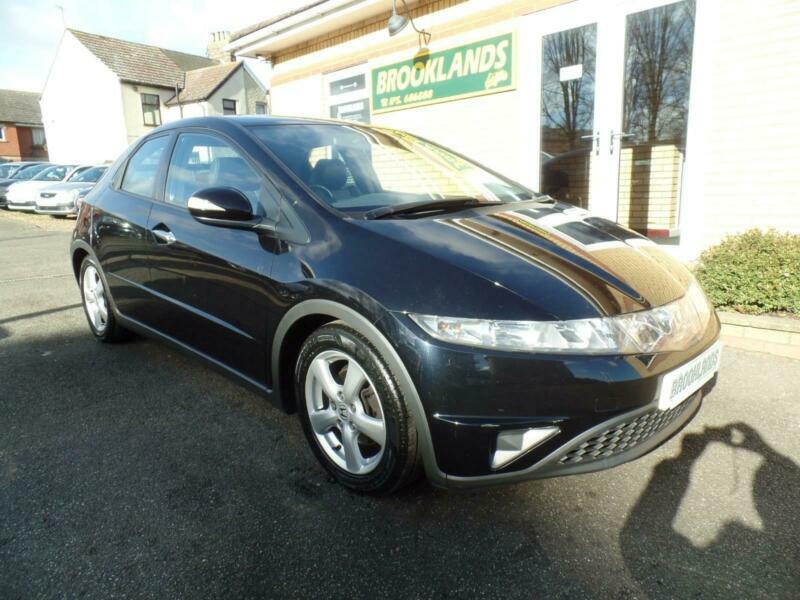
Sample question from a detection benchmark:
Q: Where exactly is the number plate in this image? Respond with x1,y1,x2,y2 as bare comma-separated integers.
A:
658,342,722,410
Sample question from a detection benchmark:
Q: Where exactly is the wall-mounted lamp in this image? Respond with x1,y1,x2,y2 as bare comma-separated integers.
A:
387,0,432,49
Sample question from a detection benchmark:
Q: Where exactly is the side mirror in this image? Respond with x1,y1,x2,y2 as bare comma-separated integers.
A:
187,187,260,229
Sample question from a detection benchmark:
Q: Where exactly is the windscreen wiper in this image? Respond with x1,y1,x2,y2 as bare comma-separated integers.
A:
364,198,502,220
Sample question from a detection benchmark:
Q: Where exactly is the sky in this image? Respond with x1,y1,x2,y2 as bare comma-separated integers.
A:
0,0,310,92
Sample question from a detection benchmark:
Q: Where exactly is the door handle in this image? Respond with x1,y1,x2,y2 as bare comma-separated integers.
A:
580,131,600,156
151,227,176,245
609,130,634,153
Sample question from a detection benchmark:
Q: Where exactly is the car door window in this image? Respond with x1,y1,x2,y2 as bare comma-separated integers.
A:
165,132,279,220
121,136,169,198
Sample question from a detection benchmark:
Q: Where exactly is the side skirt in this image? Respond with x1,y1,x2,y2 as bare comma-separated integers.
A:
116,313,275,402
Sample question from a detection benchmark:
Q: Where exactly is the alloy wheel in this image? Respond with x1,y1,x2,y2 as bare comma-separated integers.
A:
304,349,386,475
82,264,108,334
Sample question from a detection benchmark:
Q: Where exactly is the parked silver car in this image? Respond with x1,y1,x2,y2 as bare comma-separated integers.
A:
35,165,108,216
6,165,90,211
0,162,51,207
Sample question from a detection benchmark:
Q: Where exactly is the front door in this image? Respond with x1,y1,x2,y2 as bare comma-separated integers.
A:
146,130,282,384
531,0,697,243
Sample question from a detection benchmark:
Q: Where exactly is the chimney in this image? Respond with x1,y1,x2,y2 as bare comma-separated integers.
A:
207,31,232,63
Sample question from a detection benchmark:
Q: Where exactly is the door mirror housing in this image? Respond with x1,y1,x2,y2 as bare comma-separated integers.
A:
187,187,261,229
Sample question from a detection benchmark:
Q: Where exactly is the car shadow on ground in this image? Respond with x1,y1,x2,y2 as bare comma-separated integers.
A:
0,303,83,328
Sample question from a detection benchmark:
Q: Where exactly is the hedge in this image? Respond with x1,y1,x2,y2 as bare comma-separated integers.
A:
694,229,800,315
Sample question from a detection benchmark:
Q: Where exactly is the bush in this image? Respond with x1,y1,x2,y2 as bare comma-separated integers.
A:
695,229,800,315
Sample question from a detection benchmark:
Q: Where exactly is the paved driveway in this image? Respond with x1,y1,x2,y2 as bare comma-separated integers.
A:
1,214,798,599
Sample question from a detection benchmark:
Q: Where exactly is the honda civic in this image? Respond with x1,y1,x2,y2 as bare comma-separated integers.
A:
70,116,721,494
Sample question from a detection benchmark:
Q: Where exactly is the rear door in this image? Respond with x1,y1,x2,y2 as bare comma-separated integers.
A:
93,134,172,325
145,130,281,382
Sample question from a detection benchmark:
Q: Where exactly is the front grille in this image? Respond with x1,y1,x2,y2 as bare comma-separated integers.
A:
40,193,56,198
559,400,692,464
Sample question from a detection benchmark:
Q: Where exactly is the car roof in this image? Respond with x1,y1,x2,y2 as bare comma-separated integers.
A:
153,115,370,133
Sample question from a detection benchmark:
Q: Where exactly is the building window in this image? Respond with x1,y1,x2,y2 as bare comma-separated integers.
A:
255,101,267,115
31,127,46,146
222,99,237,115
0,125,5,142
141,93,161,126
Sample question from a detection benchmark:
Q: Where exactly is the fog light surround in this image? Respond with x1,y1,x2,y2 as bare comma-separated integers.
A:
491,426,560,470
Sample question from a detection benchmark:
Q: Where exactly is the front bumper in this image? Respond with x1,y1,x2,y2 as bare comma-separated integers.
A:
35,203,77,215
387,310,721,487
7,200,36,211
441,378,712,488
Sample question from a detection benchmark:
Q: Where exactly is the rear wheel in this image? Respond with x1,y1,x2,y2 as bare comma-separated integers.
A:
296,322,421,494
79,257,129,343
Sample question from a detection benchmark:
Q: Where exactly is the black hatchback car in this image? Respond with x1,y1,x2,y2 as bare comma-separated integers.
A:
71,116,721,494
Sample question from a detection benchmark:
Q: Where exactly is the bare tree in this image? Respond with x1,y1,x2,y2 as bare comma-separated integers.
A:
623,0,696,143
541,25,596,151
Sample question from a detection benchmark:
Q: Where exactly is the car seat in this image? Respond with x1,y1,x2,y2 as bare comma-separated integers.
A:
309,158,351,203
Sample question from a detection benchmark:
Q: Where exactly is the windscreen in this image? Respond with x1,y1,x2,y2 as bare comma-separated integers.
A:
33,165,73,181
71,166,107,183
13,164,49,180
249,124,533,214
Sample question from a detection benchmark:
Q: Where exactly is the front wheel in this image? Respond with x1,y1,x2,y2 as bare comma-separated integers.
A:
296,322,421,494
79,257,129,343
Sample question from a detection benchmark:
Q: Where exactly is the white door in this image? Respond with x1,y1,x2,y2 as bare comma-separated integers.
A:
528,0,697,241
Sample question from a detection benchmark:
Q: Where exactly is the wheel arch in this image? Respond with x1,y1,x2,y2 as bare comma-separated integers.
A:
275,312,338,414
71,242,92,281
271,299,444,485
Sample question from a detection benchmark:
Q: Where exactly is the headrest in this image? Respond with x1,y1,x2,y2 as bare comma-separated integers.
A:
312,159,348,190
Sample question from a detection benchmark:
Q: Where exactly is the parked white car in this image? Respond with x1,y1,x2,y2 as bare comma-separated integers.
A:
6,165,90,211
35,165,108,216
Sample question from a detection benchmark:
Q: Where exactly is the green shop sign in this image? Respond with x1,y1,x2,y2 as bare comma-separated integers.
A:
371,32,515,114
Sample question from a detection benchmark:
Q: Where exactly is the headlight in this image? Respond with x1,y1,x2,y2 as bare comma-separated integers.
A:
409,284,713,355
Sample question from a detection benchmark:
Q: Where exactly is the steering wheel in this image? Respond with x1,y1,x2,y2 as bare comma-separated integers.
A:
309,184,334,205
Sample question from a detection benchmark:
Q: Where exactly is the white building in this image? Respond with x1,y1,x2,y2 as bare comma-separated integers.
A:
227,0,800,258
163,61,269,121
41,29,268,164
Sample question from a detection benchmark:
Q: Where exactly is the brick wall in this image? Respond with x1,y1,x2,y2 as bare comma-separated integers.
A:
0,122,23,160
0,123,48,161
617,143,683,234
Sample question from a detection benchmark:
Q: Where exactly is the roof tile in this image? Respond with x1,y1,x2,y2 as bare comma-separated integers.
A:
69,29,217,89
166,62,242,105
0,89,42,125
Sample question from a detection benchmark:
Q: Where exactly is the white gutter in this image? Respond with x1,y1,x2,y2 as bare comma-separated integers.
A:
226,0,387,57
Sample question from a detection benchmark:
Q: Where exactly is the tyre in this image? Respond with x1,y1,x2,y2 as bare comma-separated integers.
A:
79,256,129,343
296,322,421,494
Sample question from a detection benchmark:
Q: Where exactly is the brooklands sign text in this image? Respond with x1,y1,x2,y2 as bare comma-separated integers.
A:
371,33,515,114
